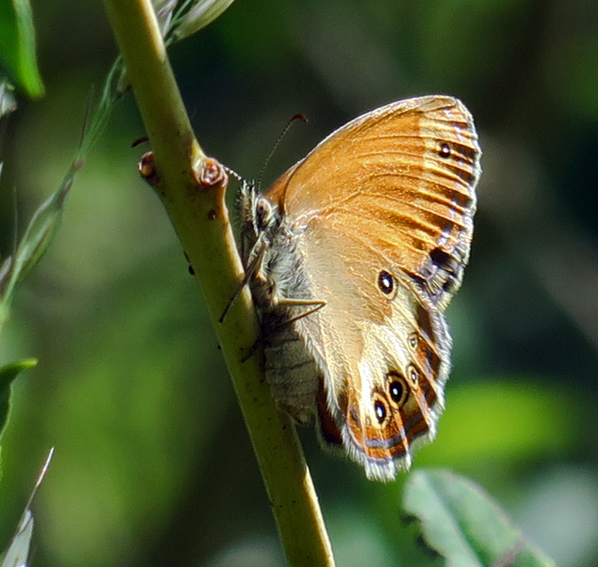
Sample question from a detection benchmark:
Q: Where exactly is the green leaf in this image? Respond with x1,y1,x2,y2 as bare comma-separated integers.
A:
0,359,37,439
403,469,555,567
0,0,44,97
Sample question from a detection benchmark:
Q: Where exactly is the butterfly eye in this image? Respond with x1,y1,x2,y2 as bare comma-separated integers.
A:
256,198,270,214
374,399,387,424
255,197,274,229
438,142,451,158
378,270,395,296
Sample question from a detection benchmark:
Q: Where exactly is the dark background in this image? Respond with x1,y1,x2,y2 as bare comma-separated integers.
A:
1,0,597,565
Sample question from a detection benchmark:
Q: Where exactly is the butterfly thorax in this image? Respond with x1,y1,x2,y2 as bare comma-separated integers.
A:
240,181,306,306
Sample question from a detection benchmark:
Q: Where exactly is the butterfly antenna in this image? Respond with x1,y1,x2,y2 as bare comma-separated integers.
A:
224,165,244,184
256,113,308,191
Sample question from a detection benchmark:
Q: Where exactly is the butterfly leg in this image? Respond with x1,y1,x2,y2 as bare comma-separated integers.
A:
277,298,327,324
239,299,326,362
219,234,268,323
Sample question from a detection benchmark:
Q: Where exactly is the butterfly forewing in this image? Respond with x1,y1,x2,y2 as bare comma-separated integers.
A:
266,96,480,309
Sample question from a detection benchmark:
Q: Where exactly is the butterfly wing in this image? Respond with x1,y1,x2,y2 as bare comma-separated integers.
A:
265,96,481,480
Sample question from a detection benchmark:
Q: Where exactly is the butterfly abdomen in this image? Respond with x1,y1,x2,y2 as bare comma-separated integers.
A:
261,309,321,424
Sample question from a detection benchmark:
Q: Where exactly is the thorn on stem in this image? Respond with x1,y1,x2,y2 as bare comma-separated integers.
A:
196,157,228,189
138,152,161,186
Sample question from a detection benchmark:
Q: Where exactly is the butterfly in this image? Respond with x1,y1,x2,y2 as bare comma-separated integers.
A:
239,95,481,481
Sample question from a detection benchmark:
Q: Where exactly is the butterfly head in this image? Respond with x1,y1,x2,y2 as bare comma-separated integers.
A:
239,180,282,244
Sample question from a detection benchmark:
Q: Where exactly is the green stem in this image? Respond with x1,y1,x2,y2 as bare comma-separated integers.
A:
102,1,335,565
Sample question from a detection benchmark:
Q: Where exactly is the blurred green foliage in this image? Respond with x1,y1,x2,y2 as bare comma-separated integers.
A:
0,0,597,566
